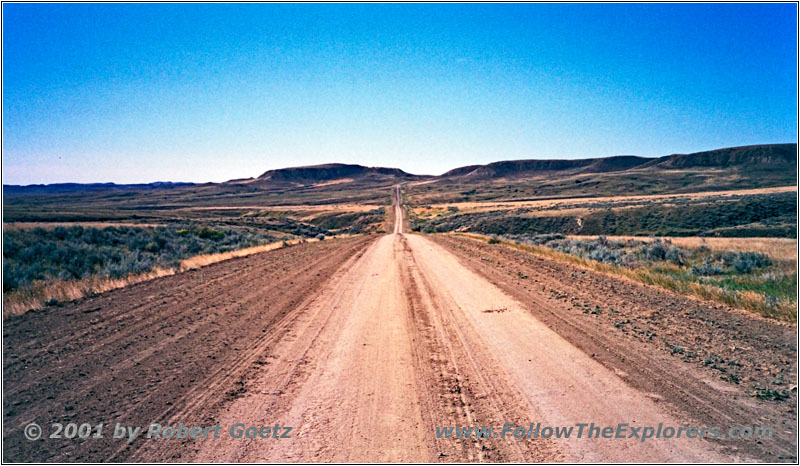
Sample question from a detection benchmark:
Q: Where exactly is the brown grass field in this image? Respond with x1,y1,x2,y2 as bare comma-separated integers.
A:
414,185,797,213
570,235,797,262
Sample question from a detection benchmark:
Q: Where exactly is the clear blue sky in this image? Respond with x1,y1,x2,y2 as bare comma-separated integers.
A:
3,3,797,184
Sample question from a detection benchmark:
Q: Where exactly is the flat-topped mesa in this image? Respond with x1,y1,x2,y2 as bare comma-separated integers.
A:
440,143,797,179
442,155,652,179
640,143,797,169
257,163,414,184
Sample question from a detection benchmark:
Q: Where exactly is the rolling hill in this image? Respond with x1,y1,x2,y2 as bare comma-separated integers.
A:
439,143,797,180
257,163,417,184
3,143,796,223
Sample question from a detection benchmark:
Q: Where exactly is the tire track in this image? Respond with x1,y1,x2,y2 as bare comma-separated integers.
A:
397,235,561,462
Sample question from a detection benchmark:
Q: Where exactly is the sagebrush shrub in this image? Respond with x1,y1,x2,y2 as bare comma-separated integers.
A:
665,246,685,266
3,225,279,292
642,240,668,261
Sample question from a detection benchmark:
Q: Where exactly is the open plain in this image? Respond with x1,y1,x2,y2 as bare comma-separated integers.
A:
3,185,796,462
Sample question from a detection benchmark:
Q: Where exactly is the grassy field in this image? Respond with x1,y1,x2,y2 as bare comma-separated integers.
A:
569,235,797,261
1,222,368,316
463,232,797,321
410,181,797,321
410,186,795,212
3,225,282,291
410,189,797,238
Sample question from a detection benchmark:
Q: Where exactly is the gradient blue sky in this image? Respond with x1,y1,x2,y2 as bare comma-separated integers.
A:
3,3,797,184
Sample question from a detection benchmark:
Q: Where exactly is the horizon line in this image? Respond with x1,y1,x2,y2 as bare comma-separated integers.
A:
3,141,797,187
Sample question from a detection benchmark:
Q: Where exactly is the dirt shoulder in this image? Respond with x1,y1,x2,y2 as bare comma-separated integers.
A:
431,233,798,462
2,236,375,462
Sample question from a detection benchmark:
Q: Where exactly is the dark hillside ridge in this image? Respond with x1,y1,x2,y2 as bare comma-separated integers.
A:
462,155,652,178
641,143,796,169
257,163,416,183
441,143,796,179
3,182,195,196
440,164,485,177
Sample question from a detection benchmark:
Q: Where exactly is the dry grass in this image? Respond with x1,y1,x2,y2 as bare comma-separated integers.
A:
570,235,797,262
183,203,378,212
411,206,452,218
3,267,176,318
455,232,797,323
178,237,325,270
427,185,797,213
179,242,286,270
312,178,354,187
2,236,335,319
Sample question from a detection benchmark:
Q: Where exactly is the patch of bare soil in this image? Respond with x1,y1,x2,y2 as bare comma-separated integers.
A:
432,233,797,462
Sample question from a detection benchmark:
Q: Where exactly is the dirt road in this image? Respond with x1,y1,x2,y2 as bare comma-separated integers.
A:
3,186,795,462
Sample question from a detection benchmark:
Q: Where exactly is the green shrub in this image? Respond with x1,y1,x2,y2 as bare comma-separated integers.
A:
196,227,225,240
730,252,772,273
3,225,278,293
